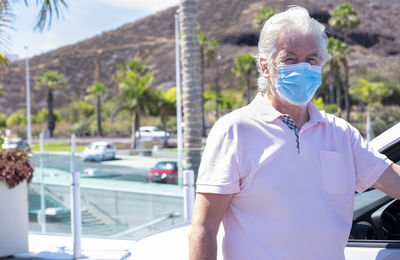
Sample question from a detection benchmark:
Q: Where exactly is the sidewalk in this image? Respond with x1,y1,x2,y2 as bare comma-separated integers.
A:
12,233,135,259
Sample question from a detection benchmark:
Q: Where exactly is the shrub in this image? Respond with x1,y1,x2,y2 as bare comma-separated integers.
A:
71,120,91,137
66,101,95,123
0,113,6,128
103,120,131,137
6,110,27,126
33,108,61,124
53,122,73,137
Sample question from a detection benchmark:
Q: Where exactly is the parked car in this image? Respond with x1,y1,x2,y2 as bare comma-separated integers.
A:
131,123,400,260
81,142,116,161
146,161,178,184
1,137,30,151
136,126,170,143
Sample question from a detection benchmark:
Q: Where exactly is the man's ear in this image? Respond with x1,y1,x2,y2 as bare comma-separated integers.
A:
260,57,270,79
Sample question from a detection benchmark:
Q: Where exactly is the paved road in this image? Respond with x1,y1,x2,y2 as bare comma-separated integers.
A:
30,153,174,183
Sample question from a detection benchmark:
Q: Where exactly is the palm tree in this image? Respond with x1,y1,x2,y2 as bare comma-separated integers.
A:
232,53,257,104
179,0,202,178
326,37,349,112
253,7,275,30
350,79,392,141
86,81,107,136
0,0,68,63
329,3,360,122
329,3,360,44
198,32,218,136
156,87,177,132
114,59,155,149
34,71,67,137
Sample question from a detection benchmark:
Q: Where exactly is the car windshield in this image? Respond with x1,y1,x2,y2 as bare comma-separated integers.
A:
154,162,176,170
88,144,106,150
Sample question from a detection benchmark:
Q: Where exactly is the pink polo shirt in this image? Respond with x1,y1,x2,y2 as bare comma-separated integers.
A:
196,93,392,260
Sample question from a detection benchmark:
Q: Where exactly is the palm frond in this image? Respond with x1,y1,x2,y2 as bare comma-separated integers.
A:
34,0,68,32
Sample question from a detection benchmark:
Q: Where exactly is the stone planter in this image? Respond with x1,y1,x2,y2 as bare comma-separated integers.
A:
0,180,29,257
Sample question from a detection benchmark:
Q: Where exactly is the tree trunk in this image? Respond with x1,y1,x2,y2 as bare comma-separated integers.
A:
215,56,220,119
366,105,372,142
180,0,203,180
344,60,350,122
130,110,139,150
47,89,55,137
134,110,140,149
329,62,335,104
335,64,341,115
246,74,251,104
200,50,206,137
97,96,103,136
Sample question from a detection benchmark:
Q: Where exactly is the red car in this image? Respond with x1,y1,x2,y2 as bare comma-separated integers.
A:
146,161,178,184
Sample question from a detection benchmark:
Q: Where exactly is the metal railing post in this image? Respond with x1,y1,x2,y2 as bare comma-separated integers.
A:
183,169,195,222
39,131,46,232
70,134,82,259
175,12,184,187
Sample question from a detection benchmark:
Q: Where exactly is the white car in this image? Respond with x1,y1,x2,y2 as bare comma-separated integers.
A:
129,123,400,260
136,126,169,141
81,142,116,161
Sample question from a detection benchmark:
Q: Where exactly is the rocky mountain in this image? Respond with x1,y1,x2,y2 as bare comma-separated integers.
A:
1,0,399,115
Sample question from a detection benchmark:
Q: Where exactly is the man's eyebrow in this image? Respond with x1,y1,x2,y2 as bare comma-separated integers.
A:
284,52,297,56
307,53,320,57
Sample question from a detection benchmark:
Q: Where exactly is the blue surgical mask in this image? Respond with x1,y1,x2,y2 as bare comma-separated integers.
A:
275,62,322,106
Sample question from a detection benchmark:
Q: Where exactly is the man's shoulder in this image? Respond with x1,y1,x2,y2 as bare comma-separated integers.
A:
213,106,255,131
322,112,358,135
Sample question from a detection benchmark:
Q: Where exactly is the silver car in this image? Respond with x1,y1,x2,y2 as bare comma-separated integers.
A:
81,142,116,162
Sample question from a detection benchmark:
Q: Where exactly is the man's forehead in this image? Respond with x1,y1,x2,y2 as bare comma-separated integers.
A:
276,33,319,56
279,51,319,57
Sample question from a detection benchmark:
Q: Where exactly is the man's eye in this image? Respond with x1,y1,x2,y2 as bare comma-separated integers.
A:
307,58,319,64
284,58,295,63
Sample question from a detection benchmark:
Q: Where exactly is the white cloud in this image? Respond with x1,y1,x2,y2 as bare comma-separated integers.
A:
100,0,179,12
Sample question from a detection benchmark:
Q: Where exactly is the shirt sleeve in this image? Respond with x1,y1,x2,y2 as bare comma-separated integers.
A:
350,125,393,193
196,120,241,194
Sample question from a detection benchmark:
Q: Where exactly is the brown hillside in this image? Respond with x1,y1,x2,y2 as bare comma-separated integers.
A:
1,0,399,115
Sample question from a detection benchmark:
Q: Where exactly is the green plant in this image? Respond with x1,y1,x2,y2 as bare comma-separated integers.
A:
114,58,155,148
33,108,61,124
313,97,341,116
0,113,7,128
232,53,257,104
253,7,275,30
66,100,95,123
53,122,72,137
6,110,27,126
103,120,131,137
71,121,91,137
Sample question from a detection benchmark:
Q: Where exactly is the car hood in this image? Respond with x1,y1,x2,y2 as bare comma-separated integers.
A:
131,224,224,260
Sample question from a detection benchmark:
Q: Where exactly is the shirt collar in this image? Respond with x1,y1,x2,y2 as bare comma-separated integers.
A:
247,92,326,124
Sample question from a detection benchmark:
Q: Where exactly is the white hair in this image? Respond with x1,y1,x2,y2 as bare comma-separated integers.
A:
255,6,329,93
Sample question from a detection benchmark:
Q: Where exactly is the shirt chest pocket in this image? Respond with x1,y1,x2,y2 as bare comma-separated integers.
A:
319,150,353,194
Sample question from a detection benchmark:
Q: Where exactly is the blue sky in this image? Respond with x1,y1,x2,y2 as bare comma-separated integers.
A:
8,0,179,59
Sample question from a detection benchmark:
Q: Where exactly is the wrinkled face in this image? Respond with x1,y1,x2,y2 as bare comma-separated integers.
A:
262,32,321,79
274,33,321,67
260,32,322,102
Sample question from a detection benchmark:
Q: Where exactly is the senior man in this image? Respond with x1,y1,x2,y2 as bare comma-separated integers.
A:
189,6,400,260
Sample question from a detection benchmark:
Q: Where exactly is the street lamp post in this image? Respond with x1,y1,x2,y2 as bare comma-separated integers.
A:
24,46,32,147
175,12,183,187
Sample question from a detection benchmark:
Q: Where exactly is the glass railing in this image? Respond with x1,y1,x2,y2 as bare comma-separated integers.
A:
28,140,203,241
